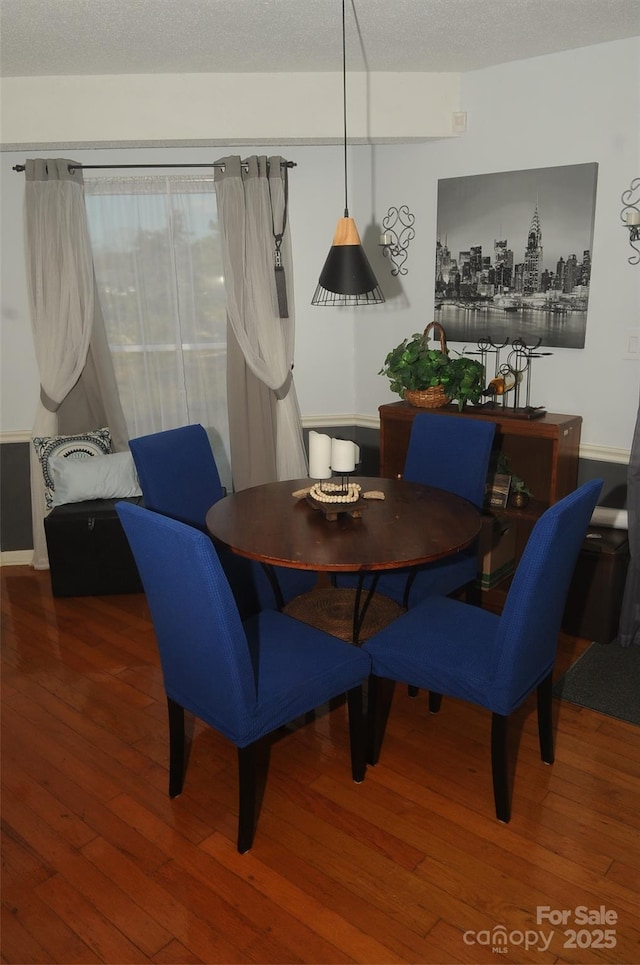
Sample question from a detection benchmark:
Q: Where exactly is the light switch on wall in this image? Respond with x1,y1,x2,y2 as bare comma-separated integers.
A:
452,112,467,134
623,328,640,360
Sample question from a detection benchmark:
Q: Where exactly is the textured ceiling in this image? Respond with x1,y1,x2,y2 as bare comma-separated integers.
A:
1,0,638,77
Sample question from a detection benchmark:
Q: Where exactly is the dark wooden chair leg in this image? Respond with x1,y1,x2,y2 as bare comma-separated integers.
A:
237,742,259,854
167,697,185,798
347,685,366,783
407,685,419,698
537,671,555,764
428,691,443,714
491,712,511,823
367,675,395,765
366,675,379,764
236,738,271,854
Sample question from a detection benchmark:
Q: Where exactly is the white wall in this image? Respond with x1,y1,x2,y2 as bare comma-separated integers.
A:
355,38,640,456
0,72,461,146
2,38,639,459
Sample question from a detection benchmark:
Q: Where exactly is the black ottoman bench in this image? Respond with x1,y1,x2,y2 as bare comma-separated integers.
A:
44,496,144,597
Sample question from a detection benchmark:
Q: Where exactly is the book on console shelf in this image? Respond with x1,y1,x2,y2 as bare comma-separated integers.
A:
484,473,511,511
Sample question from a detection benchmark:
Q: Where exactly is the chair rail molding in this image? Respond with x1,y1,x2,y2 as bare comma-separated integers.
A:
0,429,32,444
580,443,630,465
3,424,629,462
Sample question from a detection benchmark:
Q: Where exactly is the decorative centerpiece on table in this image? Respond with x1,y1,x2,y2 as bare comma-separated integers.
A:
379,321,485,411
307,432,365,519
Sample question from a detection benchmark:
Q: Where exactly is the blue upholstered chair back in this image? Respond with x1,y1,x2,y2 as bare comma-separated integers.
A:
130,423,316,615
117,501,257,741
129,424,224,530
403,413,496,508
490,478,603,712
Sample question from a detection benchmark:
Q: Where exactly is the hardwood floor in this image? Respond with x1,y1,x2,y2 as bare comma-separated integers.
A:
2,565,639,964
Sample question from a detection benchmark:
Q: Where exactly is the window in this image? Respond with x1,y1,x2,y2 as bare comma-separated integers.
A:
84,176,231,486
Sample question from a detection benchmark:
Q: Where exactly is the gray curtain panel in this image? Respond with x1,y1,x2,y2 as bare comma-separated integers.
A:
23,158,128,568
618,398,639,646
58,292,128,451
214,155,307,491
226,324,278,489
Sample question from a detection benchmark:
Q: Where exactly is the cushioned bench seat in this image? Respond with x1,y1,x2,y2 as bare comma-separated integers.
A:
44,496,144,597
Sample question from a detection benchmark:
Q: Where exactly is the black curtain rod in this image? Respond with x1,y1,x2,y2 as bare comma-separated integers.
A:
12,160,296,173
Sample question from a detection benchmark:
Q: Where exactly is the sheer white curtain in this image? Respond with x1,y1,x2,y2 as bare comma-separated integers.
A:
84,176,232,487
24,159,102,567
214,156,307,488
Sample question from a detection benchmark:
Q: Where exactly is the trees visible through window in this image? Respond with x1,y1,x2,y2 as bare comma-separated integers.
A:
84,176,232,486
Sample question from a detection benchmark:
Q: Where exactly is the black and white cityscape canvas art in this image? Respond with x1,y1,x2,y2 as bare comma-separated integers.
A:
434,163,598,349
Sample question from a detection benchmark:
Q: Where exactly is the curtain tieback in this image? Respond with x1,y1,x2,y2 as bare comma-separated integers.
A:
274,235,289,319
275,367,293,401
270,161,289,318
40,386,60,412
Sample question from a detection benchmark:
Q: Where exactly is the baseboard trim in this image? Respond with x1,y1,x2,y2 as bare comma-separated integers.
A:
1,550,34,566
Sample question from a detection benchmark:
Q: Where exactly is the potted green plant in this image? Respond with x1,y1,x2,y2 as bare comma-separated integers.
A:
379,321,485,412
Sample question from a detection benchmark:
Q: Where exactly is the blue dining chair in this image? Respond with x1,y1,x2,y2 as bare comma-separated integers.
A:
116,501,370,853
363,478,603,823
336,413,496,609
129,424,316,615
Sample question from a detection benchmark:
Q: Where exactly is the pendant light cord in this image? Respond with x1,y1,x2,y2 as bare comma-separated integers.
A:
342,0,349,218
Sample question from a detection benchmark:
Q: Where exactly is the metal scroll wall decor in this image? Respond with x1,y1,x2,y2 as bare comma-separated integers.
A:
379,205,415,276
620,178,640,266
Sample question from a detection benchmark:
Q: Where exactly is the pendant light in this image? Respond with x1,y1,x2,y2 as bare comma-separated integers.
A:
311,0,384,306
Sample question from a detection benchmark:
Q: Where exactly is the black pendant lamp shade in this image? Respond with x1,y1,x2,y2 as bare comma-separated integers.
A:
311,0,384,306
312,217,384,306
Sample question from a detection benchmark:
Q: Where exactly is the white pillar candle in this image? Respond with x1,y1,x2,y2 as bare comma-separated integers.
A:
380,232,393,246
330,438,360,473
308,431,332,479
590,506,629,530
625,209,640,226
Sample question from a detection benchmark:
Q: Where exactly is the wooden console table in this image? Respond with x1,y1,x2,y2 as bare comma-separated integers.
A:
379,402,582,594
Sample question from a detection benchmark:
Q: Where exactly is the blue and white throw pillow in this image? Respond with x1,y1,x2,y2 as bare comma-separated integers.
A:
33,427,112,509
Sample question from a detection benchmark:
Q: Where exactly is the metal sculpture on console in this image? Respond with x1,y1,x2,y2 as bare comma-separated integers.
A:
620,177,640,266
508,337,553,412
472,336,509,390
468,336,552,418
379,205,415,276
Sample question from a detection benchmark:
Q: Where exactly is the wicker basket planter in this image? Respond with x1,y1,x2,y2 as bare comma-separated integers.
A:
404,385,450,409
379,321,485,412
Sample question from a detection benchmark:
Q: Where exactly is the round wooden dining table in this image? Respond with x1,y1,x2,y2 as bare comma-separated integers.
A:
206,476,482,644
